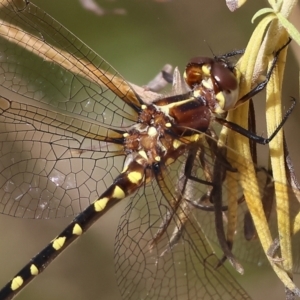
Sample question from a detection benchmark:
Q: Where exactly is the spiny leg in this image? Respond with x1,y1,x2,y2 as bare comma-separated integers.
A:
215,97,296,144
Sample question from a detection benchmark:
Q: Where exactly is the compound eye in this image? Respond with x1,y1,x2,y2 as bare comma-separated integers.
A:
212,61,238,91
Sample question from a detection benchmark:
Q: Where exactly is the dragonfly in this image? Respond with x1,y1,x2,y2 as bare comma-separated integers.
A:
0,1,299,300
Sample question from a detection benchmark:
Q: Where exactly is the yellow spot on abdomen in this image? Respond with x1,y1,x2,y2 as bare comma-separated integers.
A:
30,264,39,276
52,236,66,250
72,223,83,235
128,171,143,184
11,276,23,291
112,186,125,199
94,197,109,212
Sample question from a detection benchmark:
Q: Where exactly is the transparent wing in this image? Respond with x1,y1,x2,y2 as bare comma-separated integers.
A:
115,137,300,299
196,163,300,273
0,0,150,218
189,139,300,273
0,97,127,218
115,150,251,300
0,0,143,122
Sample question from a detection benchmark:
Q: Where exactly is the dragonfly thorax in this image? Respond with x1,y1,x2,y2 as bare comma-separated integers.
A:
124,104,175,164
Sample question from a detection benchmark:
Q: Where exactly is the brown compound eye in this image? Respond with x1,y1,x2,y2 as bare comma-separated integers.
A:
211,61,238,92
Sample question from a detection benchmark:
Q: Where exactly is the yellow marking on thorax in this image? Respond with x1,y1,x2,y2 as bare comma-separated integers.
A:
138,150,148,160
148,126,157,137
157,97,194,114
155,156,161,162
202,78,213,90
72,223,83,235
30,264,39,276
112,185,125,199
190,134,202,142
141,104,147,110
123,132,129,138
183,133,203,143
128,171,143,184
94,197,109,212
173,139,182,149
52,236,66,251
193,89,202,98
11,276,23,291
